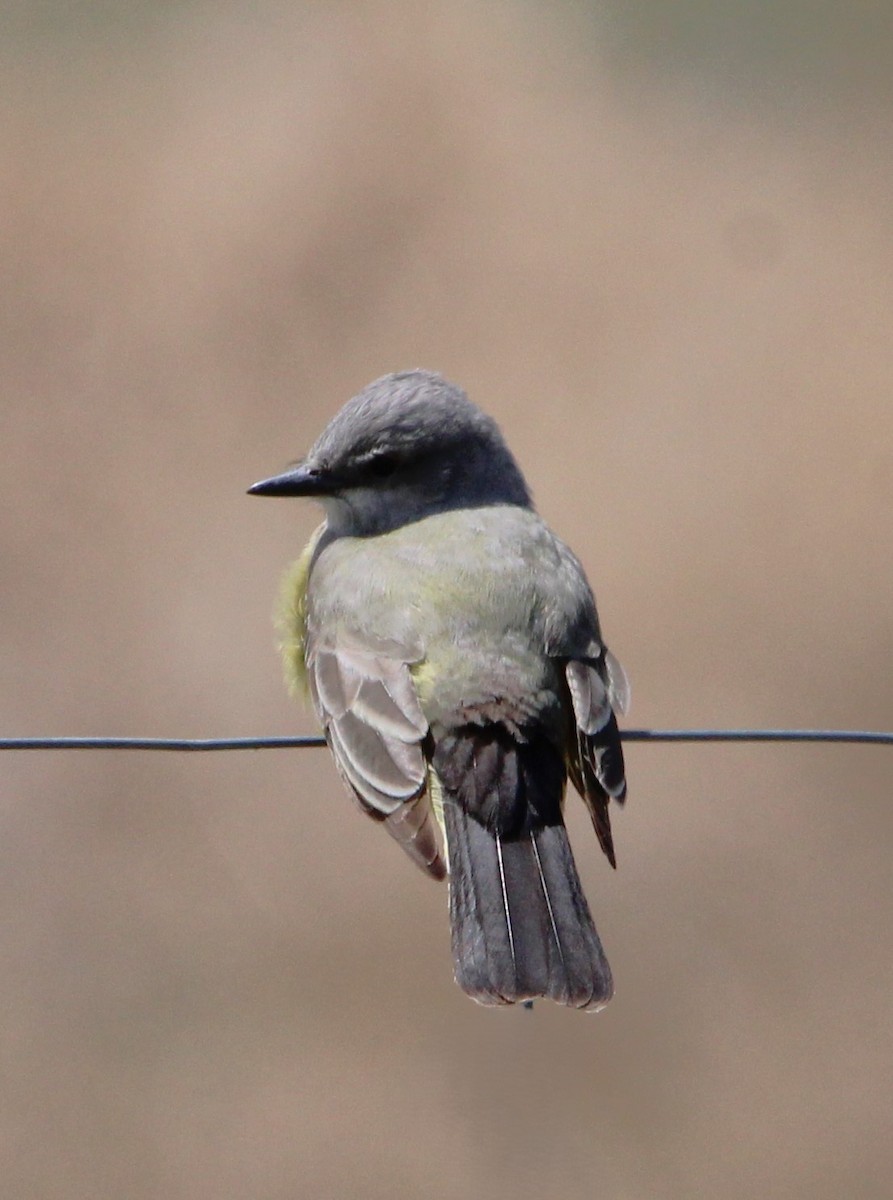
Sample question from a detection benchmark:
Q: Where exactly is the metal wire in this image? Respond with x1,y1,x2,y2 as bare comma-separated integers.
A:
622,729,893,745
0,729,891,751
0,736,326,751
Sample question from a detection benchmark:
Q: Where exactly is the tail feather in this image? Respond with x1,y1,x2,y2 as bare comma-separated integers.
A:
443,799,613,1011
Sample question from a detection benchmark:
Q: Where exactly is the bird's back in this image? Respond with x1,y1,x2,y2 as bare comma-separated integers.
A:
303,503,602,728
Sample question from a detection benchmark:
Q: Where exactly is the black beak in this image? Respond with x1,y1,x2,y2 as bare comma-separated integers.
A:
247,462,333,497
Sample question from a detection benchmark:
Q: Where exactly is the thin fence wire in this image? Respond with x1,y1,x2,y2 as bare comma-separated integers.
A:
1,729,891,751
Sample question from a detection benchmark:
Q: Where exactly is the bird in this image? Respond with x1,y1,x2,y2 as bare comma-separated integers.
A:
248,370,629,1011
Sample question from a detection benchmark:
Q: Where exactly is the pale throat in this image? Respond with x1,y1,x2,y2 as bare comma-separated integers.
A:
320,485,446,538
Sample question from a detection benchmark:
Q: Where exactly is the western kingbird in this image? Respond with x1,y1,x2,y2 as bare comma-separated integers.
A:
249,370,629,1010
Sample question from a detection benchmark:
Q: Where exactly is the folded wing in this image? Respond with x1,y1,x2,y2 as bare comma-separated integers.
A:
307,640,445,879
565,649,629,868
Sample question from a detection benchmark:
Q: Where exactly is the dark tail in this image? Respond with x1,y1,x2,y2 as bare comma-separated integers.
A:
442,795,613,1012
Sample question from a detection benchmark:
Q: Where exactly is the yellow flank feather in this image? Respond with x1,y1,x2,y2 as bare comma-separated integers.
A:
426,765,449,872
409,657,438,708
275,523,325,700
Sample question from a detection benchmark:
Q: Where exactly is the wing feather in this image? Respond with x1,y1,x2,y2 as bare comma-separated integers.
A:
308,641,444,878
565,654,628,869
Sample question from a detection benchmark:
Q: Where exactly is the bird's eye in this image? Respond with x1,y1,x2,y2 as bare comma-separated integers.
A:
366,452,400,479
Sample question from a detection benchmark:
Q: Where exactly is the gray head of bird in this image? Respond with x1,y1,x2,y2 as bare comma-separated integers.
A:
248,370,532,536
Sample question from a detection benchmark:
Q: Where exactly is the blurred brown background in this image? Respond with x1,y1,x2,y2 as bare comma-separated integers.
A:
2,2,891,1197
